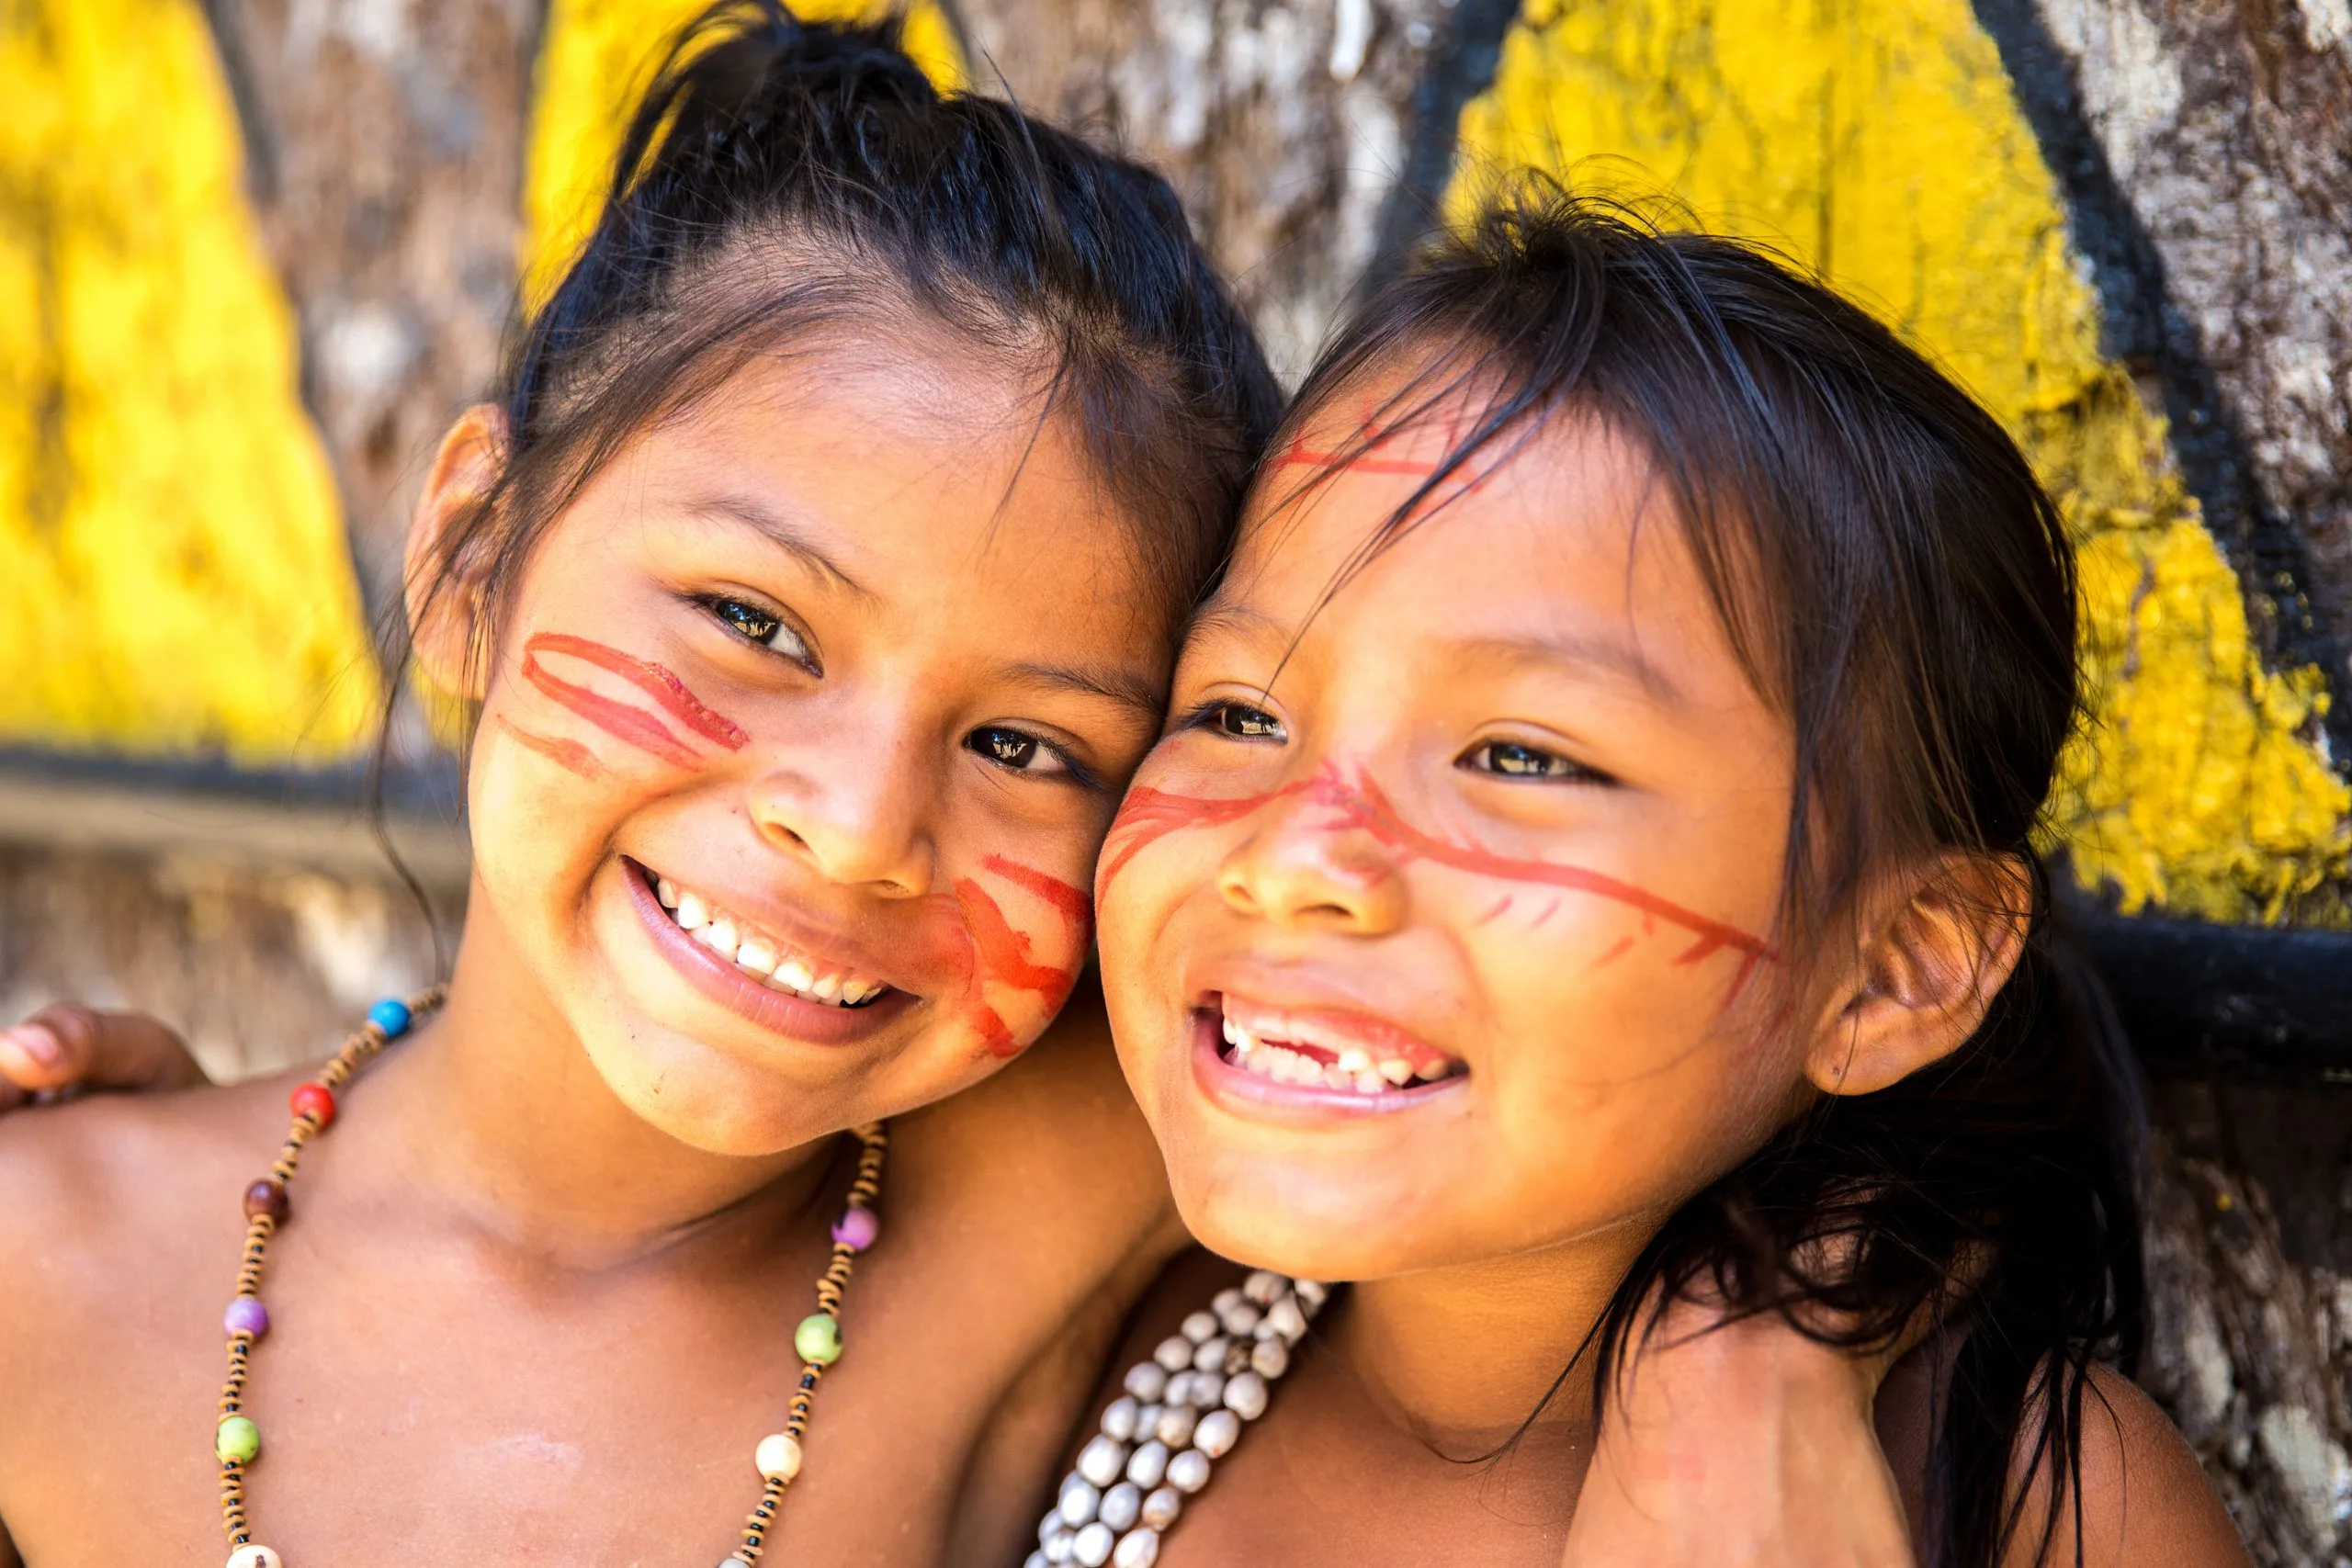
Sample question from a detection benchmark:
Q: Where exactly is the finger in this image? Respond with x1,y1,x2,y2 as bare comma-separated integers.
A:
10,1004,208,1092
0,1018,73,1092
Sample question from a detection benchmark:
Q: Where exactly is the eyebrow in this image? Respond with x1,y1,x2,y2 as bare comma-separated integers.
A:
1001,660,1167,723
680,492,875,602
1453,631,1686,705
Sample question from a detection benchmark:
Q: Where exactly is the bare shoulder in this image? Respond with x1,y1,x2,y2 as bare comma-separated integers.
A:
0,1077,284,1383
1879,1347,2248,1568
2002,1363,2251,1568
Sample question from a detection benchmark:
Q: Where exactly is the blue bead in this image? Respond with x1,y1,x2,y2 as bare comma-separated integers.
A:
368,998,413,1037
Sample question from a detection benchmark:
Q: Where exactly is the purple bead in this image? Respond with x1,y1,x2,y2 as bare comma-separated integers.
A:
223,1296,270,1338
831,1206,879,1252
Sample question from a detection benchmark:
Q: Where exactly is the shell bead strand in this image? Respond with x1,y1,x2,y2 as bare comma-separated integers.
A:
208,991,892,1568
1028,1271,1326,1568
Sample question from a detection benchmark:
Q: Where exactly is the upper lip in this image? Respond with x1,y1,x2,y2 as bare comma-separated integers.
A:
626,856,936,998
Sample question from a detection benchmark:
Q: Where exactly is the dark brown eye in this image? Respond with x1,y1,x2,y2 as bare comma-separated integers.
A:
1208,702,1283,740
707,596,813,666
967,727,1069,776
1464,741,1586,780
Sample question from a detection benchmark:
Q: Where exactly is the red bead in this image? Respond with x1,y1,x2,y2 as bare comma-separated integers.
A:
289,1082,336,1128
243,1179,288,1222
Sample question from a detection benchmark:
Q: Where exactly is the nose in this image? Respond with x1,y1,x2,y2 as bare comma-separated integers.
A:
745,713,939,897
1215,771,1408,934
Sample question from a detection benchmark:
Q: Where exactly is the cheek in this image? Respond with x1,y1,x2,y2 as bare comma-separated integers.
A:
919,853,1095,1061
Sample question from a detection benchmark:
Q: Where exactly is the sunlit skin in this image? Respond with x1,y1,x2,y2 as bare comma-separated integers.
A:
0,326,1191,1567
1093,379,2247,1567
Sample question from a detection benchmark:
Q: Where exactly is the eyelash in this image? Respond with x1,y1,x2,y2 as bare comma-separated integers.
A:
966,726,1100,789
702,595,817,671
1181,698,1286,742
1459,740,1614,785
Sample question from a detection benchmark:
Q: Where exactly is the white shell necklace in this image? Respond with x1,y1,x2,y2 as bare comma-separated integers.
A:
1029,1270,1329,1568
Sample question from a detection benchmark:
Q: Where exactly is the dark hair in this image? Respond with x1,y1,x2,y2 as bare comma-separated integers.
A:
406,0,1280,716
1276,191,2143,1567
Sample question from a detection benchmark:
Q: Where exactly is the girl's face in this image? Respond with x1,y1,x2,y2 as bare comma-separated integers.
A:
452,333,1167,1154
1098,384,1816,1281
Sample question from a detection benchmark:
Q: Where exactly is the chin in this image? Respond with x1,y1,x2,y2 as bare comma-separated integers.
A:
578,1021,832,1156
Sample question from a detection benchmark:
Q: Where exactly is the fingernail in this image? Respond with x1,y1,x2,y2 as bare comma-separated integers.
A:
2,1023,63,1069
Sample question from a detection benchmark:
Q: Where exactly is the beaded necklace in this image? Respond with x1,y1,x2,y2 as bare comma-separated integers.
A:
210,990,888,1568
1031,1271,1328,1568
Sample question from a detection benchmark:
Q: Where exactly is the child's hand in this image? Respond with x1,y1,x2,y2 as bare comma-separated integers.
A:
0,1005,209,1112
1566,1299,1915,1568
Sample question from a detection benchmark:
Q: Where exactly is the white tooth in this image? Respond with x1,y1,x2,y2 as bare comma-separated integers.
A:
736,939,778,976
1379,1058,1413,1087
1353,1069,1385,1095
673,891,709,931
695,918,739,957
811,971,842,1002
1221,1017,1241,1048
656,877,681,908
1336,1047,1372,1075
1280,1050,1313,1086
1321,1064,1351,1090
839,978,870,1005
1236,1025,1261,1055
1415,1060,1451,1082
776,956,815,992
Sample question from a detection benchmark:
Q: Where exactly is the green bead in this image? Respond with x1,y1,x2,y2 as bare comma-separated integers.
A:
216,1415,261,1465
794,1313,842,1366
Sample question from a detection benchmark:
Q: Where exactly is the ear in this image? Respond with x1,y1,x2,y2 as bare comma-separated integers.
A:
1803,852,2033,1099
404,404,509,701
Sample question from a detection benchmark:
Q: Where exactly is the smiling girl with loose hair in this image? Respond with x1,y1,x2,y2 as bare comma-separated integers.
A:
1080,193,2246,1567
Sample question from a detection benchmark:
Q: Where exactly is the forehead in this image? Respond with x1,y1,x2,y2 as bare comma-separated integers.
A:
1217,384,1731,680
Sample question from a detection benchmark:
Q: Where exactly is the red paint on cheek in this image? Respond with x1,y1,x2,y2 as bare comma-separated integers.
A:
913,858,1095,1060
518,633,749,770
1098,760,1777,1008
496,716,608,781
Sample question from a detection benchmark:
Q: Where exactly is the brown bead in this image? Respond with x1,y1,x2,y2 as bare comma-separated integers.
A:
243,1179,288,1223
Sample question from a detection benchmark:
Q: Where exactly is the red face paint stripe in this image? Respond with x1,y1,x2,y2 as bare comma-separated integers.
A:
979,854,1094,931
524,633,749,750
1312,763,1775,968
521,651,706,771
497,716,608,781
1097,761,1776,983
954,878,1079,1006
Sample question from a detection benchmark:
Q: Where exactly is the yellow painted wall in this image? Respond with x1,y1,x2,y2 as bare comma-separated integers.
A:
1452,0,2351,923
0,0,378,764
523,0,967,306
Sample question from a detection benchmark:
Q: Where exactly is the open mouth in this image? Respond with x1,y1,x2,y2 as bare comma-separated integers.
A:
639,864,894,1010
1212,994,1464,1099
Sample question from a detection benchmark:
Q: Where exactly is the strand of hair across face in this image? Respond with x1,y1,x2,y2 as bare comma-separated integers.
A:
208,989,888,1568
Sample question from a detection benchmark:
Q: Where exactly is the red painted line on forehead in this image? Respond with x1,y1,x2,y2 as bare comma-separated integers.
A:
496,716,608,781
524,633,749,750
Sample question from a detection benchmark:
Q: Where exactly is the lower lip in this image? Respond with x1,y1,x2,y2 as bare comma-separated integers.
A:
622,861,917,1046
1188,1010,1465,1122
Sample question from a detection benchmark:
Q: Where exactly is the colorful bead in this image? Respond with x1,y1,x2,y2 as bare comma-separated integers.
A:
366,998,413,1037
215,1415,261,1465
754,1431,803,1482
288,1083,335,1129
831,1205,879,1251
243,1179,288,1223
223,1297,270,1338
225,1546,282,1568
793,1312,842,1365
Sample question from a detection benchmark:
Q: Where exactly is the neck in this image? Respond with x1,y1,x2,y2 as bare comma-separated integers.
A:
1331,1224,1657,1456
345,889,836,1269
